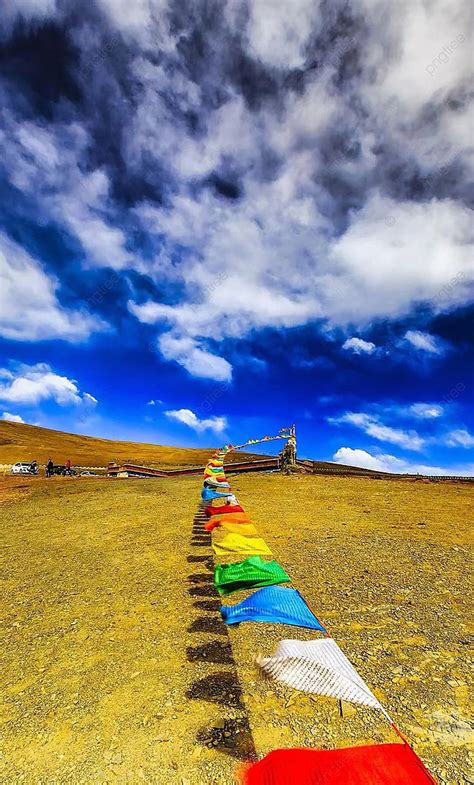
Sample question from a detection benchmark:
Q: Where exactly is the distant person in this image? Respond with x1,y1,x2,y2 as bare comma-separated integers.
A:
65,459,71,471
30,460,38,475
46,458,54,478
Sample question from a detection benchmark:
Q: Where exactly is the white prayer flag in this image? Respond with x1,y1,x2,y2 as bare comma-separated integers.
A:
257,638,389,715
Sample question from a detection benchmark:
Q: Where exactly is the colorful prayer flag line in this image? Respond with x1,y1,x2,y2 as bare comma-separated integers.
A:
197,440,435,785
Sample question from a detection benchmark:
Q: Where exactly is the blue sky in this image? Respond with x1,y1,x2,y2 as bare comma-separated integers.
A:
0,0,473,474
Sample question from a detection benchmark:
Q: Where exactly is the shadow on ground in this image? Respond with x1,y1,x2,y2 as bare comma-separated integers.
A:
185,504,257,762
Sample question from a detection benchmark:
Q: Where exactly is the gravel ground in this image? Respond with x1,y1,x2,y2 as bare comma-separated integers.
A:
0,473,472,784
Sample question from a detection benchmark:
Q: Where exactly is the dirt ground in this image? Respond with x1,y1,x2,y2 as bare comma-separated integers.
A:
0,473,472,784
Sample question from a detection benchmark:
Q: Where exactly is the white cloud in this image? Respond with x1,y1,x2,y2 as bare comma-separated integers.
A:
333,447,474,476
359,0,472,164
342,337,376,354
0,233,105,342
409,403,444,418
243,0,321,69
445,429,474,448
327,197,474,325
333,447,401,472
131,191,473,377
1,411,25,423
165,408,227,435
96,0,154,32
0,363,97,407
158,334,232,382
332,411,425,451
0,119,131,269
94,0,171,46
405,330,443,354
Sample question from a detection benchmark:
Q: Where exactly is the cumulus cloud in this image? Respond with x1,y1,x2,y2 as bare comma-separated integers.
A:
333,447,400,472
326,197,473,325
342,337,376,355
165,407,227,434
331,411,425,451
333,447,473,476
0,363,98,407
445,429,474,448
0,233,105,342
1,411,25,423
405,330,443,354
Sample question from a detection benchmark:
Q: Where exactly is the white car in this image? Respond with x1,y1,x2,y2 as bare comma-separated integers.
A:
11,462,35,475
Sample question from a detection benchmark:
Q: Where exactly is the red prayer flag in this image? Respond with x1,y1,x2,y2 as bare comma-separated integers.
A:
204,504,245,517
240,744,437,785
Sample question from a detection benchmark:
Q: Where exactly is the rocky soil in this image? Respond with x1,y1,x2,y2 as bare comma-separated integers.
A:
0,473,472,784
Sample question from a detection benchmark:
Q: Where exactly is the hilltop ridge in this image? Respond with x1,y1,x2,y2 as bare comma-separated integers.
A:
0,420,397,476
0,420,256,468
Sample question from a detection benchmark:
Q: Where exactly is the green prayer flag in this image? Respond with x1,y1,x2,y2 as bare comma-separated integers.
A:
214,556,290,596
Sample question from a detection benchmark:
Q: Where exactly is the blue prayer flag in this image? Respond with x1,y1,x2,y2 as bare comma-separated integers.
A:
220,586,326,631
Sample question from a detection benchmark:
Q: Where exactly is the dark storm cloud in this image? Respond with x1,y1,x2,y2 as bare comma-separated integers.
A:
2,1,470,215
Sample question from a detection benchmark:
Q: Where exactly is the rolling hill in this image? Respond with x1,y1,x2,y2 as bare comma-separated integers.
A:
1,421,435,478
0,420,264,468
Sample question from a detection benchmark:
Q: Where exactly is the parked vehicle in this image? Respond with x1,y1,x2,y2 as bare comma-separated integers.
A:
80,470,99,476
11,462,38,475
51,464,77,476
